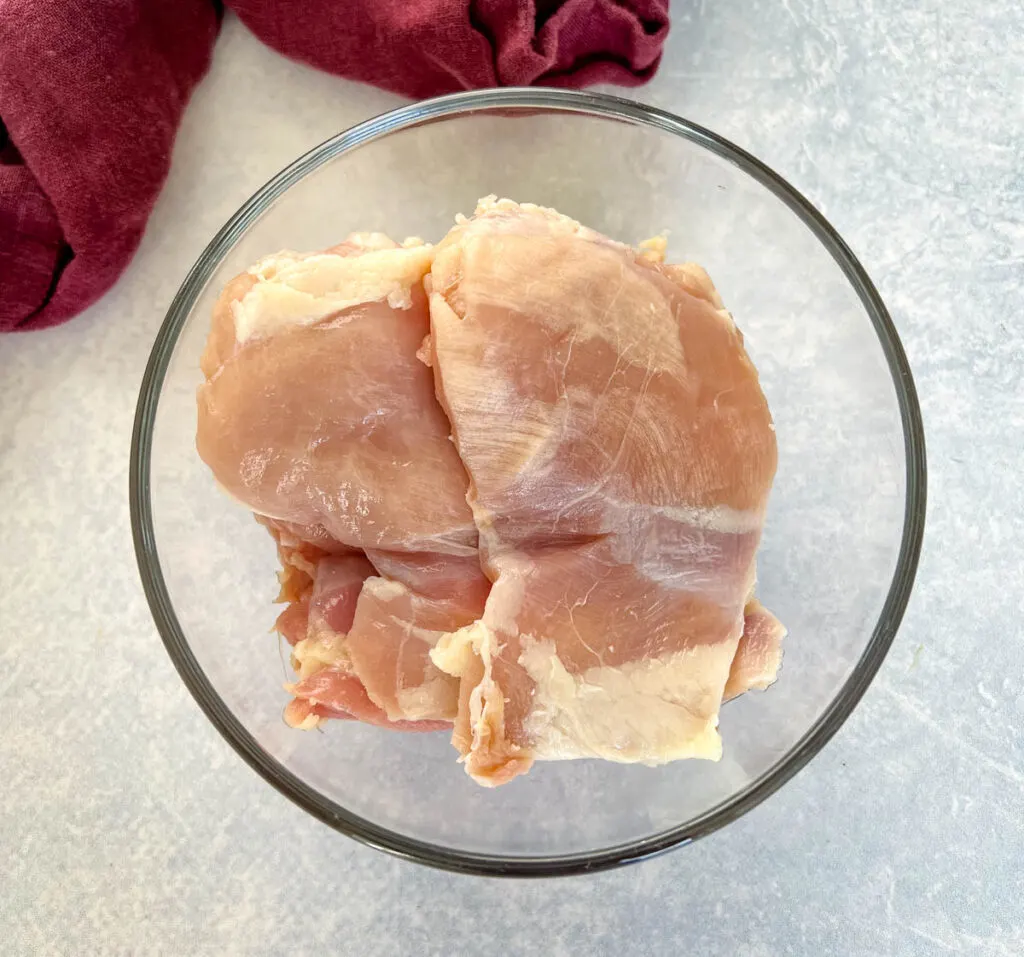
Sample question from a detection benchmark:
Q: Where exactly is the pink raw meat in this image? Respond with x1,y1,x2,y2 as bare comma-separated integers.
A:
427,199,781,784
196,204,784,784
198,235,487,729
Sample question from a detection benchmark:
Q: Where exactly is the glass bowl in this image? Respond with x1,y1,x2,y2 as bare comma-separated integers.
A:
131,89,926,876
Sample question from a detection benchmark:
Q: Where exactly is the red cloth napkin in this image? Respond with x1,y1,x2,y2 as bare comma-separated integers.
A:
0,0,220,332
0,0,669,333
230,0,670,98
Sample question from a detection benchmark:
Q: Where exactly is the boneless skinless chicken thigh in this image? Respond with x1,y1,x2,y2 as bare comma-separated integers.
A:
197,234,489,731
196,200,785,786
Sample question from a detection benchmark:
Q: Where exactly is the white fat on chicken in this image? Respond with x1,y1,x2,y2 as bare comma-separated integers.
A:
232,240,434,343
518,637,733,764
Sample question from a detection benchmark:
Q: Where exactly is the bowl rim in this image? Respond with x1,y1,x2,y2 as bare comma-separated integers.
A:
130,87,927,878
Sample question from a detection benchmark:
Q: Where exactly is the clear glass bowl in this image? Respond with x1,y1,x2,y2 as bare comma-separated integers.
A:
131,89,925,876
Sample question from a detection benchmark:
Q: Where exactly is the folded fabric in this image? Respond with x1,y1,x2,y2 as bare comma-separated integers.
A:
0,0,220,332
229,0,670,99
0,0,669,333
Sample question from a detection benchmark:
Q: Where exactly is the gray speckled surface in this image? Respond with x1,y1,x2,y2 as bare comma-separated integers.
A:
1,4,1022,954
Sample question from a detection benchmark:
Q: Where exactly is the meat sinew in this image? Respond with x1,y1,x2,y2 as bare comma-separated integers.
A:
427,199,780,785
196,200,784,786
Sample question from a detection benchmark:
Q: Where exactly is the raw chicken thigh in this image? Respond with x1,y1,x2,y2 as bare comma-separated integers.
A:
197,235,473,554
428,199,779,784
197,235,488,728
196,200,784,786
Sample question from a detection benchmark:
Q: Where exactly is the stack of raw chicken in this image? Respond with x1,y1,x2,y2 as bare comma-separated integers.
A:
196,198,785,787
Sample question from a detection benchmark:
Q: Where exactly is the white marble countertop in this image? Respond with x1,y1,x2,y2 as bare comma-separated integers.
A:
2,4,1022,954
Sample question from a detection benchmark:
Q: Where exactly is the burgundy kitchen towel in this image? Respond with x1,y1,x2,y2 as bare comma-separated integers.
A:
0,0,220,332
228,0,671,99
0,0,670,332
